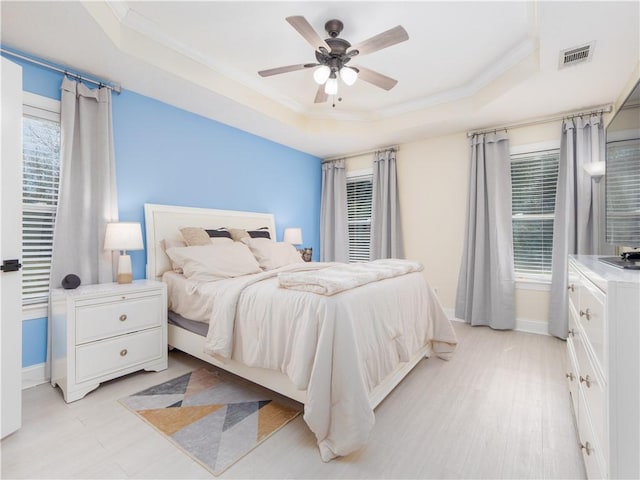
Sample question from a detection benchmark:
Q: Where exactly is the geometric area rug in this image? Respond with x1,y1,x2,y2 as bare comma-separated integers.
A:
119,368,301,476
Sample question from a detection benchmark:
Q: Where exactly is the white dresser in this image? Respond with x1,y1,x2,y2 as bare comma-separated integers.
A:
566,255,640,479
51,280,168,402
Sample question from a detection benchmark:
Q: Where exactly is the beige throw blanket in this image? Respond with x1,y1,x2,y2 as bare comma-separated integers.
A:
278,259,424,295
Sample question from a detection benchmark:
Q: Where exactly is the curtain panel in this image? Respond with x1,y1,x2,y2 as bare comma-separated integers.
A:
49,76,119,289
548,114,605,339
455,132,515,330
320,159,349,262
370,148,404,260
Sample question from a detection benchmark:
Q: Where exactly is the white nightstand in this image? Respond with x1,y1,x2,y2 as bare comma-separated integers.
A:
50,280,168,402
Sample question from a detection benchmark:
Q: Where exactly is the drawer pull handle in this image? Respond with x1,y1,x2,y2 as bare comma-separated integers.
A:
119,314,127,322
568,284,575,292
579,309,591,320
580,441,593,456
567,328,576,338
566,372,575,381
579,375,592,388
120,349,128,357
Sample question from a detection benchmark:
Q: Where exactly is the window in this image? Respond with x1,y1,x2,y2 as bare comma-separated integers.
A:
347,172,373,263
511,149,559,275
606,138,640,245
22,95,61,307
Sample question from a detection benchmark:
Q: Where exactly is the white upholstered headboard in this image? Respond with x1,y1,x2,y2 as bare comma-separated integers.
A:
144,203,276,280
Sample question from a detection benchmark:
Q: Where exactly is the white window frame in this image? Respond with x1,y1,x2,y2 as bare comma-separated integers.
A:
346,168,373,263
22,92,61,320
510,141,560,288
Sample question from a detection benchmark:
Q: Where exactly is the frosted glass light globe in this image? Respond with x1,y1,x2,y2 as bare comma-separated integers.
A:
340,67,358,86
324,77,338,95
313,66,331,85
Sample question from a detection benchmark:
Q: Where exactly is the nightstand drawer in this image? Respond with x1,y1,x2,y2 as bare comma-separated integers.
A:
76,328,163,383
76,295,162,344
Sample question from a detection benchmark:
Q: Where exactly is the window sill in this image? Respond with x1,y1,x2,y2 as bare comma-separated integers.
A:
515,274,552,291
23,303,48,321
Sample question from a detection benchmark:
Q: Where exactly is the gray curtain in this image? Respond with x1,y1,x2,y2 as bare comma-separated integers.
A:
50,77,119,288
320,159,349,262
370,148,404,259
455,132,515,329
548,114,605,339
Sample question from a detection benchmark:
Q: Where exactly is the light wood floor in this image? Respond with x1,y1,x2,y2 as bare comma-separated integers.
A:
1,322,586,479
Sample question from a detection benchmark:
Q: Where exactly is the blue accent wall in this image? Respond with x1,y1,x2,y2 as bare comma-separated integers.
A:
3,47,322,368
22,318,48,367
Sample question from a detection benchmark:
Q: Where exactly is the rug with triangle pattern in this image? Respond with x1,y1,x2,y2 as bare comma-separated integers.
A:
119,368,301,475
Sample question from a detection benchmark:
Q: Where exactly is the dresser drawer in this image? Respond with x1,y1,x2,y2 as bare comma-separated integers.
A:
76,295,162,344
573,328,606,454
566,337,580,418
75,328,163,383
568,265,581,315
577,389,606,480
578,279,605,371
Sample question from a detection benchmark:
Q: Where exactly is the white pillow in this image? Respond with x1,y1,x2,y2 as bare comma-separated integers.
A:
161,238,233,272
241,237,304,270
165,243,261,281
210,237,234,245
161,238,186,251
161,238,187,272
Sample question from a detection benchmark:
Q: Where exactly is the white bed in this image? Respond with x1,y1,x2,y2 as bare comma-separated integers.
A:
144,203,457,461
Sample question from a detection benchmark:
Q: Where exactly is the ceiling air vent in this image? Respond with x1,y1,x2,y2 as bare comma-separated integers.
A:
559,42,595,69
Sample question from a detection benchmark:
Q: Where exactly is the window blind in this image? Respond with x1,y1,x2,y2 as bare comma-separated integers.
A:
22,114,60,305
347,175,373,263
606,139,640,246
511,150,559,274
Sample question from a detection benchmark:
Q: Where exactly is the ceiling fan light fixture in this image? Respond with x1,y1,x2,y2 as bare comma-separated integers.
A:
324,76,338,95
313,65,331,85
340,66,358,86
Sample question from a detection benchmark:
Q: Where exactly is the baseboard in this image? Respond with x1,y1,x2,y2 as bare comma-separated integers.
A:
515,318,550,336
444,308,549,336
22,362,49,389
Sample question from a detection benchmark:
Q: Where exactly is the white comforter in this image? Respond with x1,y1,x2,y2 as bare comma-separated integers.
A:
195,262,457,461
278,259,424,295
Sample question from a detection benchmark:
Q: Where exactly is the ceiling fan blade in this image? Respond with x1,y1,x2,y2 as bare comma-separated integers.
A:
258,64,314,77
286,16,331,53
355,66,398,91
348,25,409,57
314,84,328,103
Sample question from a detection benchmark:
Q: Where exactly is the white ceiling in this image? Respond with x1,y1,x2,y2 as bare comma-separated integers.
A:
2,1,638,158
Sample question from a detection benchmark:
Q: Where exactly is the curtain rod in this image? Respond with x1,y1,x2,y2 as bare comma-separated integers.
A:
1,48,122,94
323,144,399,162
466,104,613,138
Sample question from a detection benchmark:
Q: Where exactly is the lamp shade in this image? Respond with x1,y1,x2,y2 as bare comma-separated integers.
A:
283,227,303,245
104,222,144,252
583,160,605,178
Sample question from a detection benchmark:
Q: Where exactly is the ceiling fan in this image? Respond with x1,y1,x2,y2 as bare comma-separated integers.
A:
258,16,409,105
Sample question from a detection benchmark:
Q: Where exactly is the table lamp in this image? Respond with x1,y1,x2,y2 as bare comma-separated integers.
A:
283,227,303,246
104,222,143,284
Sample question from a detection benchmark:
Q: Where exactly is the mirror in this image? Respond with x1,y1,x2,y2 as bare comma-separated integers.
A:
605,80,640,251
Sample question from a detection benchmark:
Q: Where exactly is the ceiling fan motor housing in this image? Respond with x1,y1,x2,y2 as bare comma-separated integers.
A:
315,21,353,73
